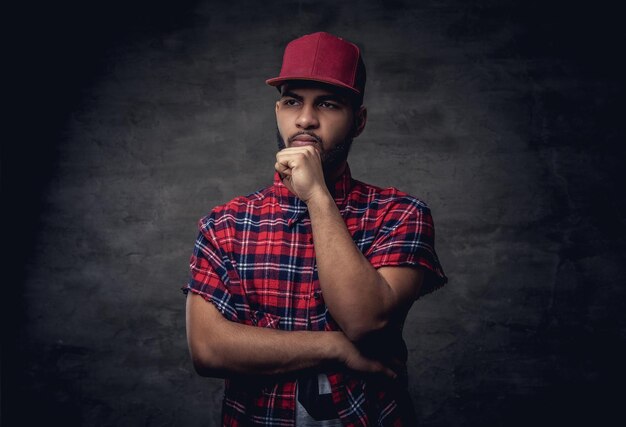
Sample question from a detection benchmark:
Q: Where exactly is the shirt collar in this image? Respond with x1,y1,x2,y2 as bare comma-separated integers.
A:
274,164,354,226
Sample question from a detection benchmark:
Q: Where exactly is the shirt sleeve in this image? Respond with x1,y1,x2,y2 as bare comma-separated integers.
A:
365,198,447,297
182,214,240,322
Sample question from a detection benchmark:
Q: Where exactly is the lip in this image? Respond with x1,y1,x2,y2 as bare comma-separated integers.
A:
289,134,321,148
290,139,318,147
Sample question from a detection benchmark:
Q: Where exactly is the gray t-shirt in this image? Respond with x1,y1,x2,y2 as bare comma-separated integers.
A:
295,374,343,426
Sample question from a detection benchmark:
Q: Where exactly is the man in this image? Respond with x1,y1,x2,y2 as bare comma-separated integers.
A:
184,32,447,426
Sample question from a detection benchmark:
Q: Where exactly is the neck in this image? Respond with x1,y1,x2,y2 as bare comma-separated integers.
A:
324,161,347,189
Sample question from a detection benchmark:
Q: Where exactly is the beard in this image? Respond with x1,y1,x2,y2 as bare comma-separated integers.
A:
276,128,354,177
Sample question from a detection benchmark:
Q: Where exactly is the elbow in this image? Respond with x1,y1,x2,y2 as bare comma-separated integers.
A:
190,354,214,377
189,343,227,378
186,294,232,378
342,317,390,343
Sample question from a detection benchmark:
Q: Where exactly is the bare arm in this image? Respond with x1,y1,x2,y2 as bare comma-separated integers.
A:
185,292,397,379
308,193,424,341
276,147,423,341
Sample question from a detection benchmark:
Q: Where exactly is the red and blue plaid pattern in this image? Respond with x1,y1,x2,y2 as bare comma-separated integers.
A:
185,165,446,426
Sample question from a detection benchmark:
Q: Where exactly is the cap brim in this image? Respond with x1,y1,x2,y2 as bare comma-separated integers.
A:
265,76,361,96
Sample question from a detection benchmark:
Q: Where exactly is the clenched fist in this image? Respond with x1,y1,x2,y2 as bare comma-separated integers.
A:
275,146,330,203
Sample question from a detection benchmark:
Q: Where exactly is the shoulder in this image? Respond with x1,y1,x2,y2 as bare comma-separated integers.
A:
350,179,432,217
198,184,276,231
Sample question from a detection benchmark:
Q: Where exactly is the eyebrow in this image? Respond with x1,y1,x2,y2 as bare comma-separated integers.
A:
281,90,348,106
281,90,303,101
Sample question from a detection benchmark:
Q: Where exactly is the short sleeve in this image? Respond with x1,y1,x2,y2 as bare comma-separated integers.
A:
365,199,447,297
183,215,240,322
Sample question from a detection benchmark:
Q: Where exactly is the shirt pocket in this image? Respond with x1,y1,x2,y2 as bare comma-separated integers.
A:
347,223,374,254
251,310,281,329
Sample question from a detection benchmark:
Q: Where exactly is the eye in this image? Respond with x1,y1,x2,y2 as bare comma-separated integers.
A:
283,98,299,106
319,101,339,109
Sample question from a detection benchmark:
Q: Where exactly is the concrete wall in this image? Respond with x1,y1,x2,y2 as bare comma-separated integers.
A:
4,0,625,425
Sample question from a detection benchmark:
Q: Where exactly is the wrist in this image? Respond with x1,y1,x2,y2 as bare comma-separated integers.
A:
323,331,348,363
304,186,333,208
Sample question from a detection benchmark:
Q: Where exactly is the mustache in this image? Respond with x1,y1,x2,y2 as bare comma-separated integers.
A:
287,132,323,144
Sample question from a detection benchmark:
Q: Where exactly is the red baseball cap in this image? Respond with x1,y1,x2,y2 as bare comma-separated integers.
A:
266,32,366,97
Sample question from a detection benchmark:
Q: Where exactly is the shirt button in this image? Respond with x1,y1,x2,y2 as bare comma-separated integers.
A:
308,237,313,244
313,291,321,299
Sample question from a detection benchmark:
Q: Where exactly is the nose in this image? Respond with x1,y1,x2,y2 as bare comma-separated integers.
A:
296,104,319,129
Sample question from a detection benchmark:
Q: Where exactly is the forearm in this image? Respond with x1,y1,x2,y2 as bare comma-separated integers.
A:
306,192,398,341
186,293,394,379
198,325,338,378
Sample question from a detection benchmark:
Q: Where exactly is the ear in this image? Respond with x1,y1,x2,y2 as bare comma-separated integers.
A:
275,85,285,117
352,106,367,138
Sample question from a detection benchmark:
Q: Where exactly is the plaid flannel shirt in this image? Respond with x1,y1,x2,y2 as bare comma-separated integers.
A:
185,165,447,426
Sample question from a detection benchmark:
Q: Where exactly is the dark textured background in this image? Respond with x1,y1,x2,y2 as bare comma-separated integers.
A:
3,0,625,425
